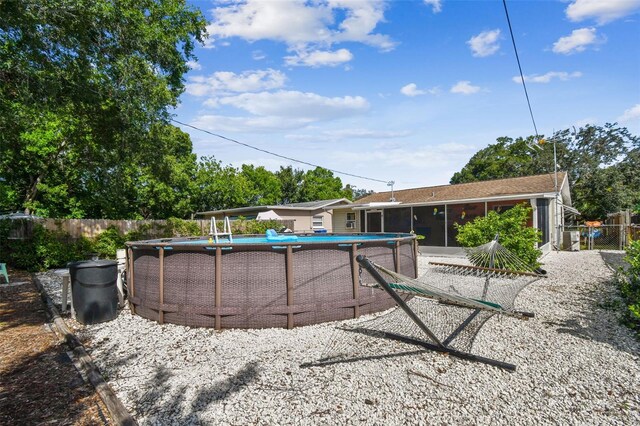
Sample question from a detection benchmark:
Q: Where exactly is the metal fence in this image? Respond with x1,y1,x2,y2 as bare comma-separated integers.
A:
564,225,639,250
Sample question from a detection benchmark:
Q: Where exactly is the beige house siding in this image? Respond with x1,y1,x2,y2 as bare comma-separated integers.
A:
195,198,351,234
332,209,360,233
199,210,336,232
272,209,333,232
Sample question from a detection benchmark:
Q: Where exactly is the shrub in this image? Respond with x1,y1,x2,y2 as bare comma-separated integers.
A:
162,218,202,237
455,203,542,268
620,240,640,329
7,224,94,271
230,217,286,235
93,226,127,259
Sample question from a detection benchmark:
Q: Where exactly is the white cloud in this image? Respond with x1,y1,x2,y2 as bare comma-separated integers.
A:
186,60,202,70
552,27,602,54
218,90,369,120
190,90,370,133
333,142,476,170
252,50,266,60
192,114,309,133
205,0,396,63
285,48,353,67
400,83,440,97
286,128,410,142
400,83,425,97
566,0,640,25
423,0,442,13
450,81,481,95
325,128,411,139
617,104,640,123
467,29,501,57
186,69,286,96
514,71,583,84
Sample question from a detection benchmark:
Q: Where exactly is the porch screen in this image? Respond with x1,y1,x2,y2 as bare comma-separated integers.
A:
413,206,446,246
447,203,484,247
384,208,411,232
536,198,550,245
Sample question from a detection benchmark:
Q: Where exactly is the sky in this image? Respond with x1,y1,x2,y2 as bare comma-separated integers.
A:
175,0,640,193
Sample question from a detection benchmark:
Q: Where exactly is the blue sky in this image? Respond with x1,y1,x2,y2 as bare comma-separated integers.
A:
175,0,640,192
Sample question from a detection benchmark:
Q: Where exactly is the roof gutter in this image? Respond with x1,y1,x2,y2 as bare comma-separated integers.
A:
350,192,559,210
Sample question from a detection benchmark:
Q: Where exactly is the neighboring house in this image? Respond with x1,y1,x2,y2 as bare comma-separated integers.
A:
330,173,576,254
195,199,352,233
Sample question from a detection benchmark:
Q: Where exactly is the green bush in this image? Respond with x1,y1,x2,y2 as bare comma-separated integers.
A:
93,226,127,259
455,203,542,268
161,218,202,237
0,220,12,263
230,217,285,235
620,240,640,329
7,224,94,271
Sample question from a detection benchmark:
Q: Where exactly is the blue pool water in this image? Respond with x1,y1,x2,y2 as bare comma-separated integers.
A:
178,234,406,245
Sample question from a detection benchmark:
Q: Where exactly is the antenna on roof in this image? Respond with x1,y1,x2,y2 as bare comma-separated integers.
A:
387,181,396,202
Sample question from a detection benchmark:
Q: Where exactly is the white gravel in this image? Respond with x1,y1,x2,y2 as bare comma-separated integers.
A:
38,250,640,425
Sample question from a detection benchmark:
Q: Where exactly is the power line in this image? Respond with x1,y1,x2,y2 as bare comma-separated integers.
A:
171,118,391,185
502,0,540,140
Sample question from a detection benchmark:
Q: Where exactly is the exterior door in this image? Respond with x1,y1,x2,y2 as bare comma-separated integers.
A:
367,211,382,232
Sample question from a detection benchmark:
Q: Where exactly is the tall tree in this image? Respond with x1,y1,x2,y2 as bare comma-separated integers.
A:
192,157,252,212
275,166,304,204
240,164,282,206
0,0,206,217
299,167,352,202
450,124,639,220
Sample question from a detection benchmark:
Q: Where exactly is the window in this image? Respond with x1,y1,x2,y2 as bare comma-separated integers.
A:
312,215,324,229
346,212,356,229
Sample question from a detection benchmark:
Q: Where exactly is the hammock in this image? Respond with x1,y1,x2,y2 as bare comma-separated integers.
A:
365,261,537,319
309,238,545,371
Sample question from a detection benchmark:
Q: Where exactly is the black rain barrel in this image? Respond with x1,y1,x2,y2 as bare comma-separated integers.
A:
69,259,118,325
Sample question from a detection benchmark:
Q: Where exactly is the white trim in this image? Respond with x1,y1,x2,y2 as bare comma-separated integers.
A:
348,192,559,210
196,198,351,216
312,215,324,229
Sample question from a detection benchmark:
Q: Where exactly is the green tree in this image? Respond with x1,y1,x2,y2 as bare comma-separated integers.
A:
450,136,542,184
450,124,639,220
0,0,206,218
275,166,304,204
192,157,252,212
129,123,198,219
299,167,352,202
240,164,282,206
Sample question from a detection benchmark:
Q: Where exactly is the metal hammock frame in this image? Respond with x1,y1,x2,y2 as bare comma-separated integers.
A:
355,239,545,371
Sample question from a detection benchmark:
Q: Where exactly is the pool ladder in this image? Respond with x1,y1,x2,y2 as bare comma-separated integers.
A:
209,217,233,243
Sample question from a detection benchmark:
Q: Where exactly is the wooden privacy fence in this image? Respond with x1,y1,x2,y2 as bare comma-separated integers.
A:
4,218,296,240
39,219,210,239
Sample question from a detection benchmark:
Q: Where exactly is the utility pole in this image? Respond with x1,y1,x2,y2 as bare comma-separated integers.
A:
388,181,395,202
553,136,561,251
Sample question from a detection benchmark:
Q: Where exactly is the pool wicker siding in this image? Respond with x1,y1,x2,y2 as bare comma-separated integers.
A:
126,235,417,329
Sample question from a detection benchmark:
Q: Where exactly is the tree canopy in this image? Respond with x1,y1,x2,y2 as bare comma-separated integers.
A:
191,160,355,213
0,0,371,219
0,0,206,218
451,124,639,220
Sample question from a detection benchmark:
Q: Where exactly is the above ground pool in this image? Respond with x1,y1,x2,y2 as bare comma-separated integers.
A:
125,233,417,329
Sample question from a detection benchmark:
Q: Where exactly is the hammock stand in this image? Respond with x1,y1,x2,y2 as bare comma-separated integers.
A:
355,249,543,371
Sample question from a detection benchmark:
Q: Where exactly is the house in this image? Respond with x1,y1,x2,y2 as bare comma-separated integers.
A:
195,198,352,233
330,172,575,254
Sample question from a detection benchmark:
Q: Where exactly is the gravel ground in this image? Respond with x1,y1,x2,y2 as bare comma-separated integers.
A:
39,250,640,425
